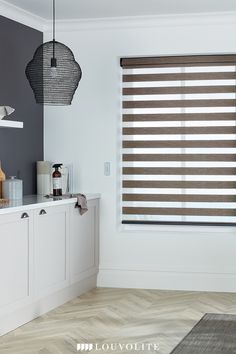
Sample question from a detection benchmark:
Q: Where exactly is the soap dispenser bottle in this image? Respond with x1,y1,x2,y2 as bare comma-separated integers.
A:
0,161,6,198
52,164,63,196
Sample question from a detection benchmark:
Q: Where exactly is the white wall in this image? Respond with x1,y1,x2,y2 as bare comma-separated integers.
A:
44,13,236,292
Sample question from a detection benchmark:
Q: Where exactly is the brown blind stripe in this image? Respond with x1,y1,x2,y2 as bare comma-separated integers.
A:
123,154,236,162
123,126,236,135
123,99,236,109
123,86,236,95
122,207,236,217
121,55,236,68
122,194,236,202
123,167,236,175
123,113,236,122
122,180,236,189
123,72,236,82
123,140,236,148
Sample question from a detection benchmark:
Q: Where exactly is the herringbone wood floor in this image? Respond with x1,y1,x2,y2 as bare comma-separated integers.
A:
1,288,236,354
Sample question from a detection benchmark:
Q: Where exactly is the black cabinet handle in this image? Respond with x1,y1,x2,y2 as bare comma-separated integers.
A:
39,209,47,215
21,212,29,219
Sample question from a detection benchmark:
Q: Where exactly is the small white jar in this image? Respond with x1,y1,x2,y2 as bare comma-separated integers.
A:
3,176,23,200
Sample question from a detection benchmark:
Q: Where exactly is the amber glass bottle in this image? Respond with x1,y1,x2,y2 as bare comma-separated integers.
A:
0,160,6,199
52,163,62,196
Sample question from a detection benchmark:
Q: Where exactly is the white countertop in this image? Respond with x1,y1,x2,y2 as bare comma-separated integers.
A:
0,193,100,215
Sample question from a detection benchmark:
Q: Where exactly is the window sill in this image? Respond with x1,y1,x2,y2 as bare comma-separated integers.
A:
119,222,236,234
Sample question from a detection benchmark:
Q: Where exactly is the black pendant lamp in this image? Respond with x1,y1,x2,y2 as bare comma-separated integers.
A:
26,0,82,105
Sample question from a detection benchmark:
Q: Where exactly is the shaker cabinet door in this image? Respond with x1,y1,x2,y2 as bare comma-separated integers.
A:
34,205,69,298
0,211,33,314
70,199,99,284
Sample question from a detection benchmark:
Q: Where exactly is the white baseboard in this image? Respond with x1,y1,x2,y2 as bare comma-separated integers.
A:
0,275,97,337
98,269,236,293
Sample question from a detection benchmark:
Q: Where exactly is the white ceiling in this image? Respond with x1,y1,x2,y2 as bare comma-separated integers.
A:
4,0,236,20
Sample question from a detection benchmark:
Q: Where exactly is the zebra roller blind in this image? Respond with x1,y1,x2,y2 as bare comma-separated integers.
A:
121,55,236,225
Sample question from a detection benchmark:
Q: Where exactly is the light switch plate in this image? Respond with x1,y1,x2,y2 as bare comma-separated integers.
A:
104,162,111,176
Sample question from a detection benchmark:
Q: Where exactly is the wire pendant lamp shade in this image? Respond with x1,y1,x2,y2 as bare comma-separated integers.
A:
26,0,82,105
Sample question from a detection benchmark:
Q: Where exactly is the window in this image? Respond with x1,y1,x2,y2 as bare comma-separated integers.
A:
121,55,236,226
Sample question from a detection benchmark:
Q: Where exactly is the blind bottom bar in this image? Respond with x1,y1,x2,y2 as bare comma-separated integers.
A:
122,220,236,226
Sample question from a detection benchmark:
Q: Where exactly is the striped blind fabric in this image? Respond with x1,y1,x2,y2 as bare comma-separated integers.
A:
121,55,236,225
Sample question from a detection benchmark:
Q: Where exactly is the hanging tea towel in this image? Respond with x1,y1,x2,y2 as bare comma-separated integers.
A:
75,193,88,215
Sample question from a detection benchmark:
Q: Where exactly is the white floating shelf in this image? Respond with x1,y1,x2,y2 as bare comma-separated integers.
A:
0,120,23,129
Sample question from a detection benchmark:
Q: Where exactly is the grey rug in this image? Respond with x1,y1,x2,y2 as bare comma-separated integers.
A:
170,313,236,354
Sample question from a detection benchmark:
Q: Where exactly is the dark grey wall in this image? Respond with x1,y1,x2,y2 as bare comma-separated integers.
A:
0,16,43,195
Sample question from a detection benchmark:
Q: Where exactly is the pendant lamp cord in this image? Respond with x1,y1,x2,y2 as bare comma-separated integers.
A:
52,0,56,60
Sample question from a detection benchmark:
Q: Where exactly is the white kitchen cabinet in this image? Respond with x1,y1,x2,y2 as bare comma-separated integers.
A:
0,195,100,336
0,211,33,314
34,204,70,298
70,199,99,284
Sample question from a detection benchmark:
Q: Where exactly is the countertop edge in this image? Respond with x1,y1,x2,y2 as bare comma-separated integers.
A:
0,193,101,215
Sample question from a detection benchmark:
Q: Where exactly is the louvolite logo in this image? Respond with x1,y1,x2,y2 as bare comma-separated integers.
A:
77,343,160,352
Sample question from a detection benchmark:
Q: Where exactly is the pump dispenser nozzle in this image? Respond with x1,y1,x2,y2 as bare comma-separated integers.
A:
53,163,63,169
